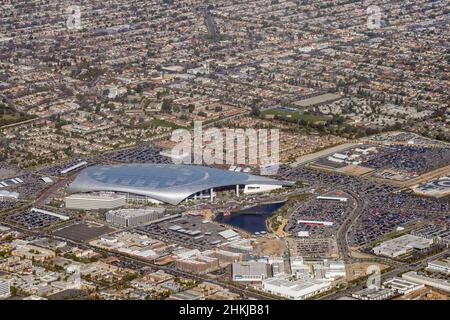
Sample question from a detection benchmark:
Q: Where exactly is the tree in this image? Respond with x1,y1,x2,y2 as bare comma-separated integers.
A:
161,99,173,114
250,105,260,117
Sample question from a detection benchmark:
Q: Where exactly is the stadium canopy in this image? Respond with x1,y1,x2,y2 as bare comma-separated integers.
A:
69,164,293,205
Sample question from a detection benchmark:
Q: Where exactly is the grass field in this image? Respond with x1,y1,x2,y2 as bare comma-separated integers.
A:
262,108,325,123
138,118,187,130
0,104,35,127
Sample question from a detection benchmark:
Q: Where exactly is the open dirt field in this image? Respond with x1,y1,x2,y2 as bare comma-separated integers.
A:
336,165,375,176
253,238,287,256
350,262,389,280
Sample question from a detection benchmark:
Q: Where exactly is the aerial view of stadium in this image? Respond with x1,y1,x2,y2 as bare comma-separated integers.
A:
0,0,449,315
68,164,293,205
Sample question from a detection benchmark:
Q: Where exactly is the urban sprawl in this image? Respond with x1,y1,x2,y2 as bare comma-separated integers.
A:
0,0,449,301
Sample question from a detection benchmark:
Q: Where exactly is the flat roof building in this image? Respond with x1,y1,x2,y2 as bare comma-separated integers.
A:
427,257,450,275
61,161,88,175
105,208,166,227
402,271,450,293
65,193,126,210
232,262,270,282
0,190,19,201
0,279,11,299
352,288,395,300
383,277,424,295
373,234,433,258
262,276,331,300
176,254,219,275
316,196,348,202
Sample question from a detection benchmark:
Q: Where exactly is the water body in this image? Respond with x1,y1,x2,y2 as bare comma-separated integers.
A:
215,202,286,234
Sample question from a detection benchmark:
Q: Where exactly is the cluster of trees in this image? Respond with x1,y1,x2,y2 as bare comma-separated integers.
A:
0,103,34,126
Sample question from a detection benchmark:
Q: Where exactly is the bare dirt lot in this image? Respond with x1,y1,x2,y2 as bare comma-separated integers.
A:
350,262,389,280
253,237,287,256
336,165,375,176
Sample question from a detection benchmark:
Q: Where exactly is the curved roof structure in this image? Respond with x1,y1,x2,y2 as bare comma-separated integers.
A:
68,164,293,205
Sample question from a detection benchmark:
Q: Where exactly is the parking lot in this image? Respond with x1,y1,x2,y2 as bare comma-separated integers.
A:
0,172,48,200
350,192,450,246
280,165,398,195
0,201,19,212
286,237,338,258
363,146,450,175
7,210,63,229
281,165,450,247
285,192,353,238
36,158,90,177
53,222,116,242
137,215,233,250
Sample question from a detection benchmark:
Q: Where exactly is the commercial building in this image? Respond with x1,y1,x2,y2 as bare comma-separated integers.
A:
427,257,450,274
232,262,270,282
320,260,346,280
68,164,293,205
61,161,88,174
297,220,334,227
223,238,253,253
316,196,348,202
175,254,220,275
90,232,170,260
65,193,126,210
411,225,450,247
30,208,70,221
289,257,345,280
383,277,424,295
0,279,11,299
373,234,433,258
105,208,166,227
268,257,286,277
204,249,244,265
402,271,450,293
262,276,331,300
352,288,395,300
0,190,19,201
290,257,311,279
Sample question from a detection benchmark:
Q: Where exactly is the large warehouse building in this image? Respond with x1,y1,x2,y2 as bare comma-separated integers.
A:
67,164,293,208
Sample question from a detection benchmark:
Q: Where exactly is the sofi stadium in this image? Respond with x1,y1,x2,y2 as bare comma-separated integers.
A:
66,164,293,209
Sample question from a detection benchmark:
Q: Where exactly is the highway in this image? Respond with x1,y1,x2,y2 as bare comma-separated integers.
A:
334,189,368,280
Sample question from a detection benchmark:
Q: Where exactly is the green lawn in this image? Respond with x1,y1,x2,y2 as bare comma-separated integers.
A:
0,105,35,127
262,108,325,123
